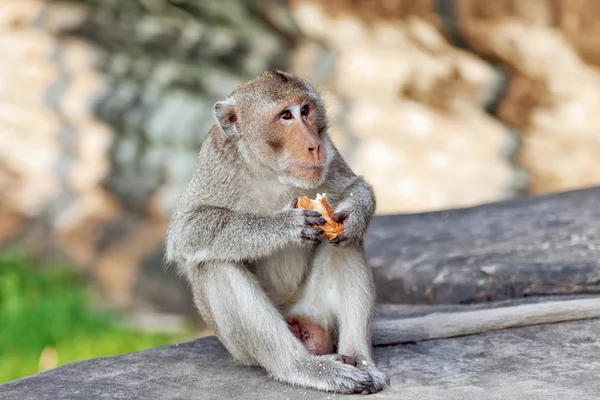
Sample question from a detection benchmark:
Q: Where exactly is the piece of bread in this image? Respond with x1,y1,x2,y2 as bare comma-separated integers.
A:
296,193,344,240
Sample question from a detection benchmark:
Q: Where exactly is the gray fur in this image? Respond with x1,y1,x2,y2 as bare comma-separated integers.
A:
165,71,388,394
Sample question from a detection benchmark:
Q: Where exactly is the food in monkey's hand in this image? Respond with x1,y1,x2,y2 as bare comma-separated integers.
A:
296,193,344,240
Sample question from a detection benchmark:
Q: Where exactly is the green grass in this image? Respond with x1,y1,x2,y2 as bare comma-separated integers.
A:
0,251,190,384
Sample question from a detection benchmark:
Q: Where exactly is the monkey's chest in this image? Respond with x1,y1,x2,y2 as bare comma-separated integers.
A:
242,179,294,212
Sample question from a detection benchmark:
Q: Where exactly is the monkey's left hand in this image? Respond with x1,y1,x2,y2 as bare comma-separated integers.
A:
328,210,361,247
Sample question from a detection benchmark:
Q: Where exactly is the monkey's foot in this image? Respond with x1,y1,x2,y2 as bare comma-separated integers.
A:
286,316,333,356
362,367,390,394
356,359,390,394
326,354,389,394
290,355,376,395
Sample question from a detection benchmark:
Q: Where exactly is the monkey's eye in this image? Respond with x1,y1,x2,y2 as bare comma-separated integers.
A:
281,110,293,120
301,104,310,116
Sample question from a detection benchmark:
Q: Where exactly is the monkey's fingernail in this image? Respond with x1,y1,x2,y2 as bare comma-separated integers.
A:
316,228,324,234
318,218,327,225
333,211,348,222
306,211,321,217
291,198,299,208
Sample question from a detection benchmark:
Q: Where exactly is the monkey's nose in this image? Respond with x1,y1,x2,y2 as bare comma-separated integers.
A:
308,144,322,161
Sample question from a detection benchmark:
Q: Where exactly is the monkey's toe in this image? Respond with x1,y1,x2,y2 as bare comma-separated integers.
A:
328,354,358,367
364,368,390,393
326,362,375,395
341,355,357,367
346,359,389,394
353,376,373,394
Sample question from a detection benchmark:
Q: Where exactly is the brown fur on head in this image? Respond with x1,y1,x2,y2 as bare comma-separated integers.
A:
213,70,332,189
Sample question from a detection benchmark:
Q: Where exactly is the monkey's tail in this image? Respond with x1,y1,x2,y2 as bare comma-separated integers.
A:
372,297,600,346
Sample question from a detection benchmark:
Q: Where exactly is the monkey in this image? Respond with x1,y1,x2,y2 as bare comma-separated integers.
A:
165,69,389,394
163,69,600,395
164,70,600,395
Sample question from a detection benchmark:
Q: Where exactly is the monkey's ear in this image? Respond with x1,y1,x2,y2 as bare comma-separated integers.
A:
213,99,239,138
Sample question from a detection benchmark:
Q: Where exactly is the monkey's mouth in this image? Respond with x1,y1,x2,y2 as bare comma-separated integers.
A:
285,165,324,183
286,164,325,172
286,166,324,176
289,166,323,171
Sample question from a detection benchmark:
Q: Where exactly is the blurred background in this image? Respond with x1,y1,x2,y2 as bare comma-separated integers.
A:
2,0,600,384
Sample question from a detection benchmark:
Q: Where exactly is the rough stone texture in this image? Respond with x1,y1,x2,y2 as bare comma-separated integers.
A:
368,187,600,304
2,300,600,399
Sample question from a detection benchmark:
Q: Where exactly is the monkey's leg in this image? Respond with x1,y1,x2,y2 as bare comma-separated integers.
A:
315,244,390,393
188,262,376,394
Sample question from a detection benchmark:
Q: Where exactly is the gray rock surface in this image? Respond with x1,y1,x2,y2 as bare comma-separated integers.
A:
5,188,600,399
2,307,600,400
367,187,600,303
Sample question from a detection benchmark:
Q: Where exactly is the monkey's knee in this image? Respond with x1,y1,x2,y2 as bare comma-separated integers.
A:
286,315,333,356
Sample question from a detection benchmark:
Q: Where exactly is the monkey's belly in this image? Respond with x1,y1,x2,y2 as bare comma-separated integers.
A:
286,315,333,355
256,246,314,307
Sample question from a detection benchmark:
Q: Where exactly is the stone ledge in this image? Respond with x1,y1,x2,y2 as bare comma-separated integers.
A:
2,301,600,400
4,187,600,398
367,187,600,303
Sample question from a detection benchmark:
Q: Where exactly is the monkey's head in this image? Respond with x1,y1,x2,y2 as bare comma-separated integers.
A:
213,70,332,189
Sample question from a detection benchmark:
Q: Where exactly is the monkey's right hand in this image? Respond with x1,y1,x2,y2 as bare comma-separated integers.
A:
284,198,327,246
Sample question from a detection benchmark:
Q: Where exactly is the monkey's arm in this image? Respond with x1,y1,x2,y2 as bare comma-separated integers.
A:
322,150,376,246
166,204,325,264
372,297,600,345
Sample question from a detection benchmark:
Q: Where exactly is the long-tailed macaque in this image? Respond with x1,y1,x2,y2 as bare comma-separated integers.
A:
165,69,600,394
165,70,388,394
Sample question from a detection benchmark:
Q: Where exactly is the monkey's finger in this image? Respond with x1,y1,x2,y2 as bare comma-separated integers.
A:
305,217,328,226
329,234,346,245
299,234,321,246
303,227,324,236
332,210,349,223
303,210,322,218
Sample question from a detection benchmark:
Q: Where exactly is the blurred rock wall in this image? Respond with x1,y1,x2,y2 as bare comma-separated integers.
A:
456,0,600,195
1,0,599,312
0,0,292,315
288,0,518,213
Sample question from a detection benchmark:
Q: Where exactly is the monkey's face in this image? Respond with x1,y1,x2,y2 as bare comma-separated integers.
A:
214,70,332,189
257,95,331,189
